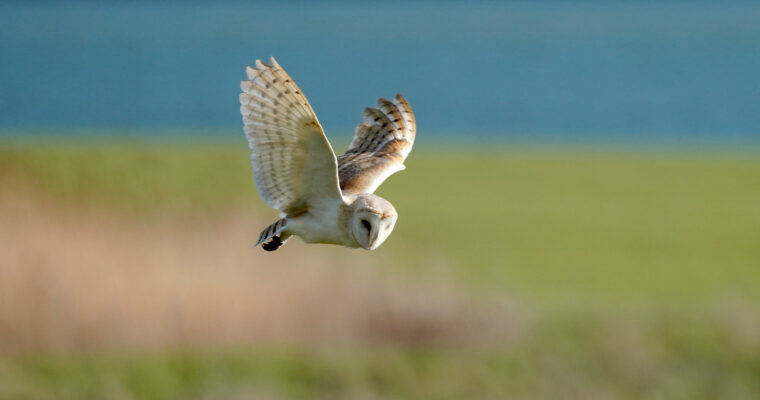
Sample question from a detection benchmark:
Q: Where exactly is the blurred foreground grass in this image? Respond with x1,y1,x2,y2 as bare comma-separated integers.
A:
1,142,759,399
3,309,760,400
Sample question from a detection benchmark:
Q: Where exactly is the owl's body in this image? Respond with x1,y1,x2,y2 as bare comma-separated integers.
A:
240,57,415,251
287,197,347,246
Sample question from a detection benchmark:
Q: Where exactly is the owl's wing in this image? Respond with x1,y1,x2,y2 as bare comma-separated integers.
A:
338,94,416,195
240,57,342,215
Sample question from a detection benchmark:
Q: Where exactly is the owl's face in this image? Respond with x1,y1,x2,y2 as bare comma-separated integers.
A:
350,195,397,250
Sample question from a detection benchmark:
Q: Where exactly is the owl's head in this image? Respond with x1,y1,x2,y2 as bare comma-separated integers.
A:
349,194,398,250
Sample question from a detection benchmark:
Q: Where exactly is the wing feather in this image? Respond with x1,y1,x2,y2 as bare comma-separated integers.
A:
338,94,416,195
240,57,342,214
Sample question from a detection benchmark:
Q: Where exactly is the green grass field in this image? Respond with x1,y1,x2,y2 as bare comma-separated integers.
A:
1,142,759,399
3,315,759,400
3,143,758,305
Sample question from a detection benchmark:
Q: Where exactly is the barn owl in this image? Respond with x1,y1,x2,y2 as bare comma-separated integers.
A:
239,57,416,251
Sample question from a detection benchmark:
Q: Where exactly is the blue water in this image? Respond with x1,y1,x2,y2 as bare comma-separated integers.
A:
1,2,759,143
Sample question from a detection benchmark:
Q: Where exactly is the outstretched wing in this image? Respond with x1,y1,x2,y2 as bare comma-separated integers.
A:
337,94,416,195
240,57,342,215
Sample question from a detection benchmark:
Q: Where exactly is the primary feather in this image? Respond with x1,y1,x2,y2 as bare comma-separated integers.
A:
240,57,342,215
338,94,416,195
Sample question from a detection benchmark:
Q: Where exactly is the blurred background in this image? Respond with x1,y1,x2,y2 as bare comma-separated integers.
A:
1,1,759,399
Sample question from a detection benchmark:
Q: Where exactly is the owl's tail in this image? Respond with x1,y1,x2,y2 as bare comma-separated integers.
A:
255,218,289,251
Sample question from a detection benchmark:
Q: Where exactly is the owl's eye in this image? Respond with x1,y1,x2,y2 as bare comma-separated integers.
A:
361,219,371,232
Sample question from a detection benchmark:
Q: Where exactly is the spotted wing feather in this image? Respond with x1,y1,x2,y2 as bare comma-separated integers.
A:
338,94,416,195
240,57,342,214
255,218,287,247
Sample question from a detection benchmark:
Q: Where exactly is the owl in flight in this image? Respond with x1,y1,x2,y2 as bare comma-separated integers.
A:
240,57,416,251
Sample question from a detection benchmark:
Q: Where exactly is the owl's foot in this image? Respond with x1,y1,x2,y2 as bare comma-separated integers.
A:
261,235,282,251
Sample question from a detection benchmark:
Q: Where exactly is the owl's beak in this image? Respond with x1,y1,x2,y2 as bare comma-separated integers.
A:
368,230,382,250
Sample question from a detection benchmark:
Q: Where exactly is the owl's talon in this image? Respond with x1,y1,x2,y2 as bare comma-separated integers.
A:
261,236,282,251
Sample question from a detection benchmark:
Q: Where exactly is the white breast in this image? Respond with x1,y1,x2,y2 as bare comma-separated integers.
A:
287,198,357,247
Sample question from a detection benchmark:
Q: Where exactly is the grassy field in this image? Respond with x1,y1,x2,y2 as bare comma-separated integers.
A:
1,142,759,399
3,143,758,305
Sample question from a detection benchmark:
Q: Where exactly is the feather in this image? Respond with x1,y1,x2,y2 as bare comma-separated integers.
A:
240,57,343,215
338,94,416,195
255,218,288,248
